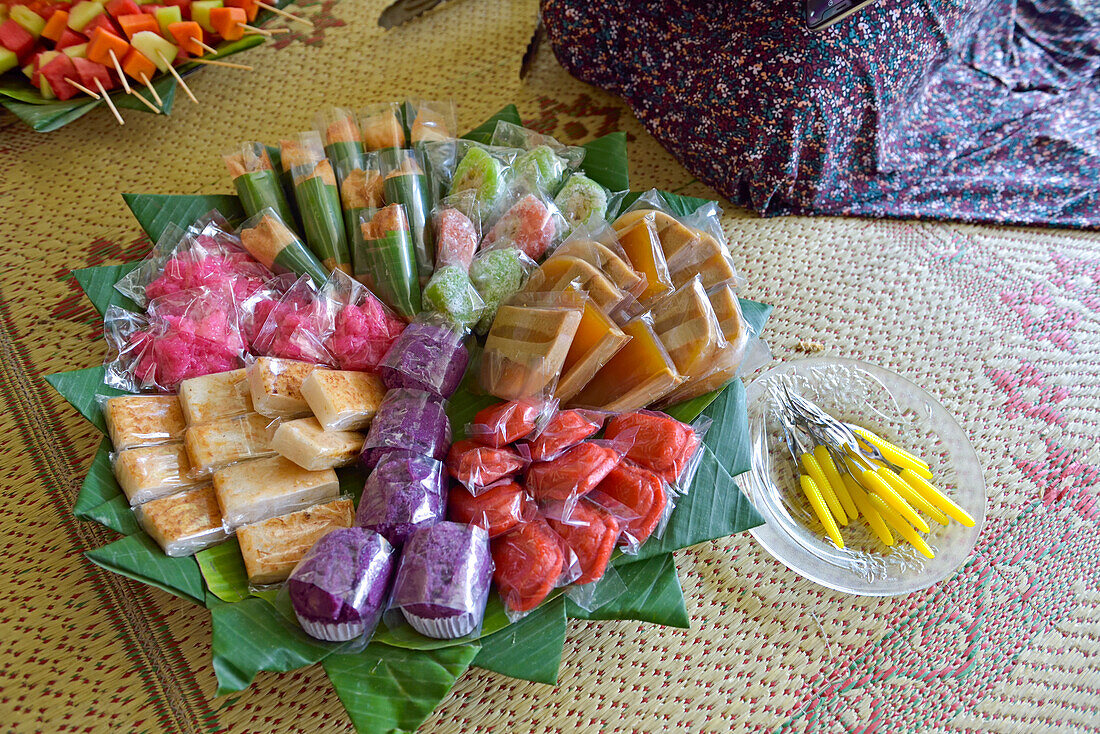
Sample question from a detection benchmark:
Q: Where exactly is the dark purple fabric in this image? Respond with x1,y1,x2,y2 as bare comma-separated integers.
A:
541,0,1100,228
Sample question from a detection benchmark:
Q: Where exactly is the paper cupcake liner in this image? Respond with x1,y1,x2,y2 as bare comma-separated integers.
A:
401,609,477,639
296,614,366,643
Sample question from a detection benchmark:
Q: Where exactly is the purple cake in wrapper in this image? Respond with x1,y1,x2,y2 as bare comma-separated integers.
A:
356,450,447,546
389,521,493,639
287,527,395,642
360,388,451,470
378,321,469,399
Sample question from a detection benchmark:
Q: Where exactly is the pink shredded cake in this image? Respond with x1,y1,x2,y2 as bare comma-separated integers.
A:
253,293,334,365
127,308,245,390
145,251,269,302
327,296,406,371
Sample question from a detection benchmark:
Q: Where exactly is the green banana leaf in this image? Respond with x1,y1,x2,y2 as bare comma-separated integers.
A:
45,366,121,433
122,193,245,246
461,104,522,144
73,437,140,536
74,263,140,316
473,596,567,685
567,553,690,627
85,531,205,605
576,132,629,193
323,643,481,734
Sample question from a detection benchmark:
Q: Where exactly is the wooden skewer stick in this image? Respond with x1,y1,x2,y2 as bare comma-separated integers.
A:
108,49,131,94
241,24,290,35
156,50,198,104
196,39,220,55
139,73,163,106
93,78,124,125
128,86,162,114
65,78,101,99
255,1,314,27
187,57,254,70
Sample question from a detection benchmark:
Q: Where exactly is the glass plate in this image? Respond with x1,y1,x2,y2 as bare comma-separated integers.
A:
741,357,986,596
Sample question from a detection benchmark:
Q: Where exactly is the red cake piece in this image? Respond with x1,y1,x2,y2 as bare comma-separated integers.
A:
604,411,699,484
546,500,620,585
591,462,667,545
446,440,525,490
447,480,534,538
524,409,603,462
491,518,564,612
524,440,622,504
467,400,541,448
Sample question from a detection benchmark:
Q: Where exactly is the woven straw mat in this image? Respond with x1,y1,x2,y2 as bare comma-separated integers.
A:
1,0,1097,731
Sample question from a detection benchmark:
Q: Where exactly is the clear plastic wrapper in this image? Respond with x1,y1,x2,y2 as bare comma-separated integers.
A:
430,141,519,223
225,141,297,226
300,369,387,432
469,245,537,335
421,264,485,330
101,394,186,451
564,563,628,613
465,399,550,448
314,107,365,184
178,368,253,425
545,498,621,586
604,410,702,486
113,441,203,506
586,461,670,550
433,205,479,271
522,408,605,462
355,449,447,547
524,438,627,510
520,249,633,317
553,297,632,403
380,148,435,284
387,521,493,639
103,284,247,393
281,131,351,274
184,411,277,477
213,454,341,531
271,417,364,471
446,479,536,538
247,356,324,419
551,220,647,303
237,208,330,286
479,290,584,401
408,99,457,145
490,517,580,619
554,172,624,233
359,388,451,471
490,121,585,196
377,317,469,399
357,204,422,318
321,270,406,372
113,224,187,308
479,187,567,262
445,439,527,494
567,312,684,412
359,102,406,152
134,484,229,557
251,274,336,366
341,152,386,275
236,496,355,586
657,281,753,406
644,275,727,385
615,211,675,306
285,526,395,644
238,273,299,350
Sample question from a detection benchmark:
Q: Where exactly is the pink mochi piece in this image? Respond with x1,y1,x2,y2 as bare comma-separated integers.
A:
327,297,407,372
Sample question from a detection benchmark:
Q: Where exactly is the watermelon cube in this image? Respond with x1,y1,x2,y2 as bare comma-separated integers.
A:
82,12,120,37
72,55,115,91
30,49,60,85
0,19,37,59
105,0,142,17
55,27,87,49
40,53,82,100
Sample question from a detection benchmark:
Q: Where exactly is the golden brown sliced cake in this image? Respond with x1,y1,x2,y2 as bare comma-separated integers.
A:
178,369,253,425
114,442,203,506
666,233,738,290
271,417,364,471
248,357,324,419
104,395,186,451
568,317,683,412
136,484,228,557
552,239,644,296
184,412,277,477
237,498,354,585
615,214,674,305
522,255,626,313
555,299,631,402
213,455,340,529
300,370,387,432
647,278,725,383
481,303,583,400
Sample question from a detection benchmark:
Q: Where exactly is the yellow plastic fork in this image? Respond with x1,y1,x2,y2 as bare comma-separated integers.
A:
851,426,933,480
899,469,976,527
866,493,935,559
800,474,844,548
813,444,858,520
845,453,930,533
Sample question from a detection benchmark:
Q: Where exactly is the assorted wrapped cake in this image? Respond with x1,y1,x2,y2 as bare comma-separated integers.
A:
355,450,447,547
213,455,341,529
237,498,355,585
